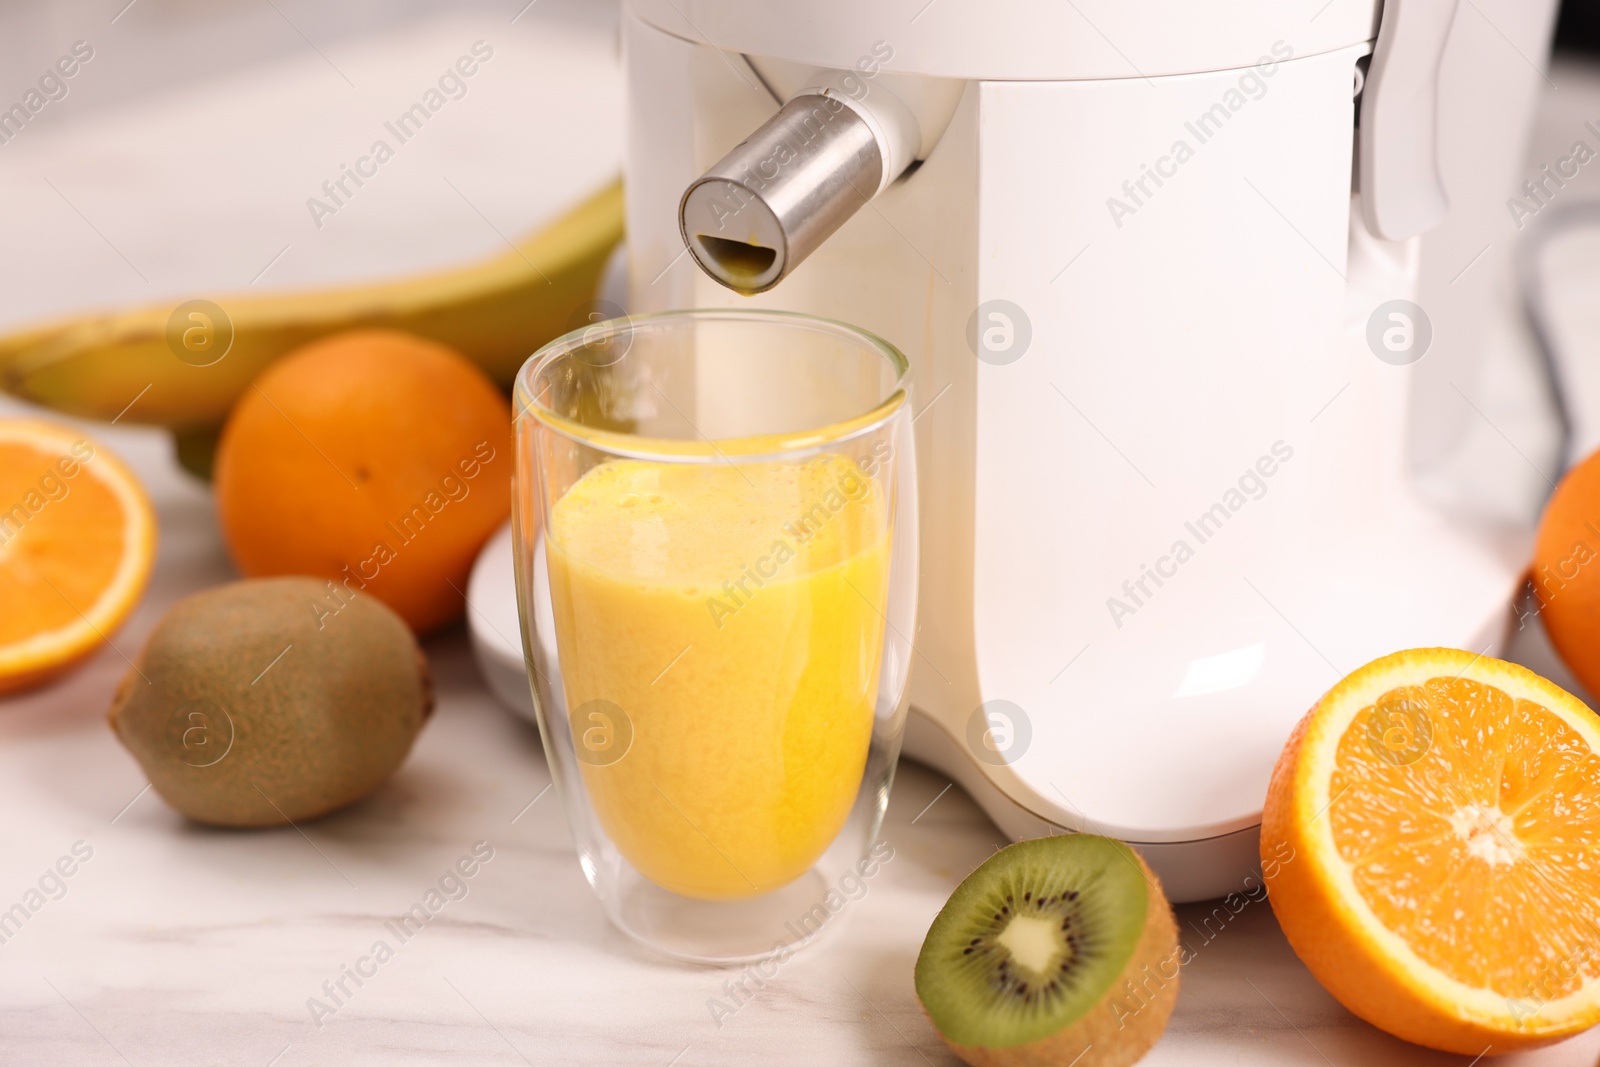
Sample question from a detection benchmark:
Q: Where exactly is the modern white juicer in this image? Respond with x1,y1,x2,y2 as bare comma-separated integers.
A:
566,0,1563,901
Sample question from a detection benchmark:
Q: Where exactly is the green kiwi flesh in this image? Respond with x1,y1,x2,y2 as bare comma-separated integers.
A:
915,835,1179,1065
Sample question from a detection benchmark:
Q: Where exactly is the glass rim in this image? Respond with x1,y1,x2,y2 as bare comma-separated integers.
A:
514,308,911,463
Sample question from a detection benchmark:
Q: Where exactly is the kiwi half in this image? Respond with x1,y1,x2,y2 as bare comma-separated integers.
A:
915,835,1179,1067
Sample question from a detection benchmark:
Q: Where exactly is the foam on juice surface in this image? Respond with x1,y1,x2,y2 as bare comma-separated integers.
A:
547,451,890,900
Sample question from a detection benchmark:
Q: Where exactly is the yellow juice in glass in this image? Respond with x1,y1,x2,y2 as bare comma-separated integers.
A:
546,450,890,900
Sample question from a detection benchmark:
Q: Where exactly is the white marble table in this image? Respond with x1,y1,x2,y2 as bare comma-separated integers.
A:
4,3,1600,1062
3,421,1599,1067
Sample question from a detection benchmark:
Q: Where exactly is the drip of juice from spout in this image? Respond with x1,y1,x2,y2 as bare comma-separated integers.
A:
693,234,778,293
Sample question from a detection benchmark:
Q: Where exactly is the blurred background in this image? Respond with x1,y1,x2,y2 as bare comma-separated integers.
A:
2,0,1599,499
0,0,622,326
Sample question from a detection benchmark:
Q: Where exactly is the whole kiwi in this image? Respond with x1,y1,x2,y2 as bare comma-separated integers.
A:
109,577,433,827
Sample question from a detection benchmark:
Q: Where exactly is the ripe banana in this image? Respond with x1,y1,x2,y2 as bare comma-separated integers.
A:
0,179,623,435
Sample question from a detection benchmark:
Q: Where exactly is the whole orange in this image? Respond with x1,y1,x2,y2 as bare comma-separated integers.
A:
214,330,512,635
1534,449,1600,694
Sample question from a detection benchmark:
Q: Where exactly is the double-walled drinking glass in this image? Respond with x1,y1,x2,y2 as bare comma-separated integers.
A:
512,309,918,963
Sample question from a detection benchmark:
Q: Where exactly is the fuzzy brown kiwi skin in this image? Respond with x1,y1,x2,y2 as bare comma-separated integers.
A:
927,851,1181,1067
108,577,431,828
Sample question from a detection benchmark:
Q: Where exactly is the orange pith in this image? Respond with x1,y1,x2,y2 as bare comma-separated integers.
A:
1263,649,1600,1055
0,421,155,695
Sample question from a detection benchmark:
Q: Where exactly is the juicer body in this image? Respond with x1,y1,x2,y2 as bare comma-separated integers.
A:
621,0,1558,900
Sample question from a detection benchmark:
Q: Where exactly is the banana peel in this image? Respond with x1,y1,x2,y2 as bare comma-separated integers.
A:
0,180,624,464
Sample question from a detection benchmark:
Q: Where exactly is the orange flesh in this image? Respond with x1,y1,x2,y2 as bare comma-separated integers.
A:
0,441,128,643
1330,676,1600,1001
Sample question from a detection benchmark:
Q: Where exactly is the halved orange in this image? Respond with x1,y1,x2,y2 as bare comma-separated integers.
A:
1262,648,1600,1055
0,420,155,695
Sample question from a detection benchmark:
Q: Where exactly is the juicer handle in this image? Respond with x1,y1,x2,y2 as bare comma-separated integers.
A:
1359,0,1462,240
